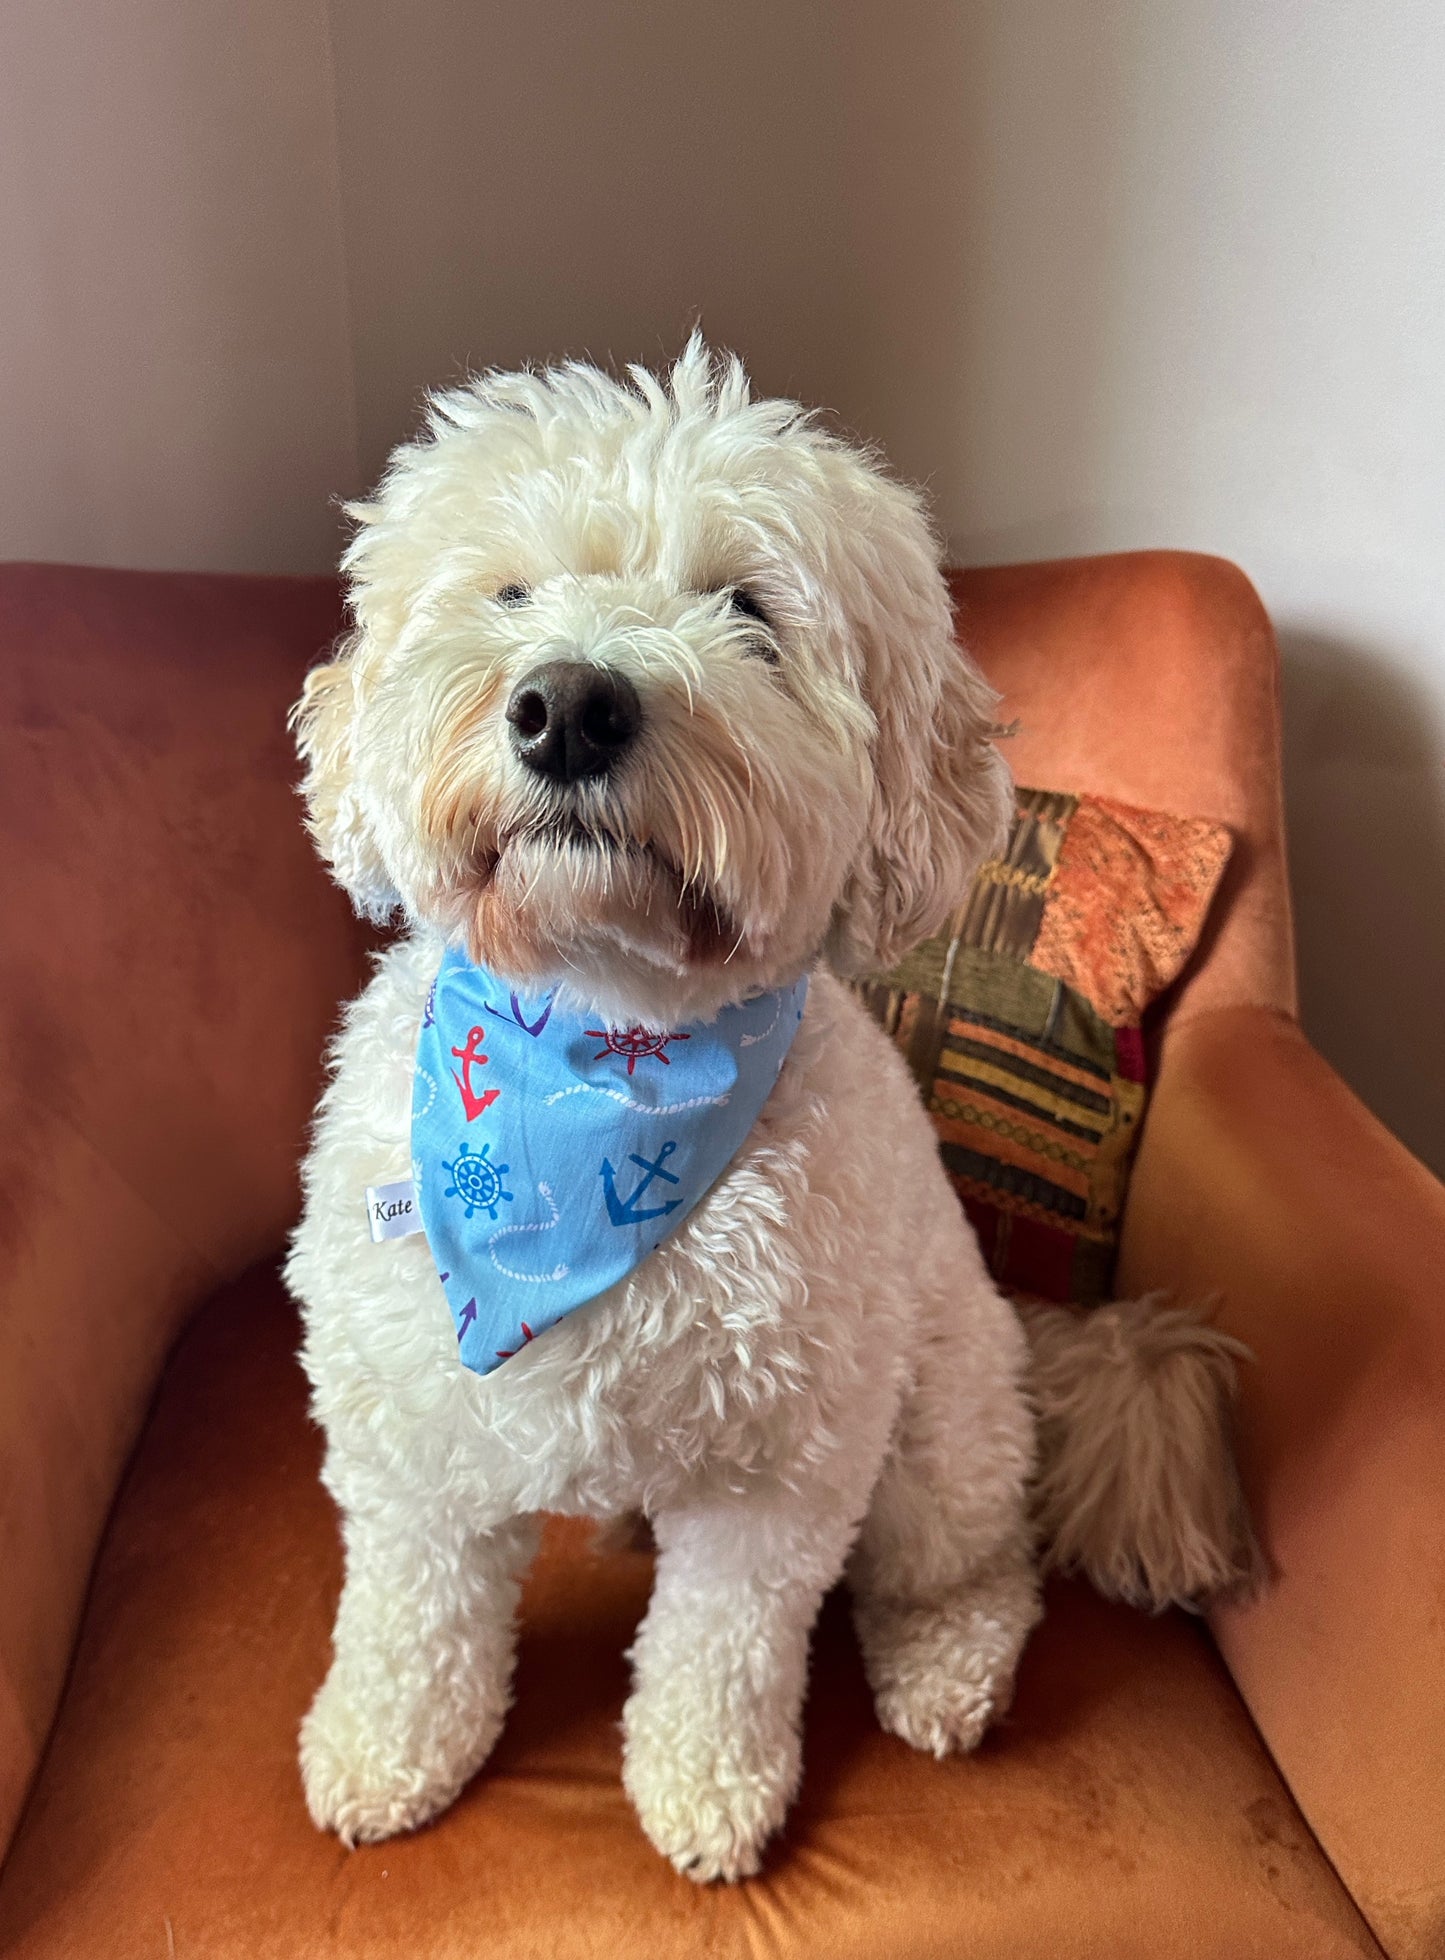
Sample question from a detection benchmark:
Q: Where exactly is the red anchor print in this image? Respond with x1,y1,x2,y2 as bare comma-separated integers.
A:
497,1322,535,1361
450,1024,500,1121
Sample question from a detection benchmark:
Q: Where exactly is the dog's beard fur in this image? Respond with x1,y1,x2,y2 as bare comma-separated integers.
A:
398,609,872,1027
476,830,742,978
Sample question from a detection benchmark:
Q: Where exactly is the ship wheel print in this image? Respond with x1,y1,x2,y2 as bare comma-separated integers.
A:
586,1024,691,1075
442,1141,514,1222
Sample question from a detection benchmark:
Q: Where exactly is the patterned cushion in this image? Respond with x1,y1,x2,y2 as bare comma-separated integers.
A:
855,788,1231,1305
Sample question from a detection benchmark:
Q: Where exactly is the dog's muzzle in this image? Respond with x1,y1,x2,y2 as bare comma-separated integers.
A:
506,660,642,785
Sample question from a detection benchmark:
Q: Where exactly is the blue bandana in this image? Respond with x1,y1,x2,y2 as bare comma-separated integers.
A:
409,948,808,1375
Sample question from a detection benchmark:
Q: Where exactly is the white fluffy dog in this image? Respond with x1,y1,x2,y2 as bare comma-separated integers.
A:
285,339,1040,1882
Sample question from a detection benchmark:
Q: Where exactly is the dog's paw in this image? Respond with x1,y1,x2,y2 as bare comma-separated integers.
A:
299,1671,473,1847
855,1561,1040,1758
622,1697,799,1882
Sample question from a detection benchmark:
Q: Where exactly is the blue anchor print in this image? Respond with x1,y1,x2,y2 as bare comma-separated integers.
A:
484,989,556,1038
600,1140,682,1226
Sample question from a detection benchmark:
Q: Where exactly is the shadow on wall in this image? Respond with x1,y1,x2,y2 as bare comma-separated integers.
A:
1279,630,1445,1177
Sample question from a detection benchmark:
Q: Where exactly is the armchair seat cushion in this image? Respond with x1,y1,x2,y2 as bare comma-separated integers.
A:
0,1268,1378,1960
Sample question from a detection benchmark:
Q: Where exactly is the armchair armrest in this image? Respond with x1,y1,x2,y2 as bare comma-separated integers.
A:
1119,1004,1445,1960
0,565,367,1858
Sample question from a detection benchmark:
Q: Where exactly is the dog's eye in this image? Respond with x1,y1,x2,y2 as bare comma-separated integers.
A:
496,583,530,607
725,587,779,664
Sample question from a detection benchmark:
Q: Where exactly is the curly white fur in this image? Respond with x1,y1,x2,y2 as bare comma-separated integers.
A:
286,340,1039,1882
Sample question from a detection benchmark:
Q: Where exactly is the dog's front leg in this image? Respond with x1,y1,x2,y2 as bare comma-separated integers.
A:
300,1498,538,1845
622,1489,863,1881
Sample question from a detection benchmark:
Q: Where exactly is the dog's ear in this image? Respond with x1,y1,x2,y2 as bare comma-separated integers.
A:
291,644,399,921
825,479,1013,977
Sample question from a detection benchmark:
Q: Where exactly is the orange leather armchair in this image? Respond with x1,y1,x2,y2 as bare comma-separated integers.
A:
1,554,1440,1959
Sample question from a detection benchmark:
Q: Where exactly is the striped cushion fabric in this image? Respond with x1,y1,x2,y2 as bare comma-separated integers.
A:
855,788,1231,1305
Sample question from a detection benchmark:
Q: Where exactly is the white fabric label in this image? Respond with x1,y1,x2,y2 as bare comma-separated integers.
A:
365,1176,423,1243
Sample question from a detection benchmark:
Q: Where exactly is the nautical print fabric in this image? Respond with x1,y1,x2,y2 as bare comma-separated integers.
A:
412,948,808,1374
855,787,1231,1306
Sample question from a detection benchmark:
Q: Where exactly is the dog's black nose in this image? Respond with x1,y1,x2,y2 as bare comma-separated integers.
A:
505,660,643,784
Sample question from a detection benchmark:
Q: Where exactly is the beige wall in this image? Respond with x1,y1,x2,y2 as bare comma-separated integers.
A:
3,0,1443,1173
0,0,360,573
